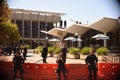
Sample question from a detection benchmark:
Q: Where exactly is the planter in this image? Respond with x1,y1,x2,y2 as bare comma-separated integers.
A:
97,55,112,62
67,53,80,59
74,54,80,59
80,54,87,60
49,53,54,57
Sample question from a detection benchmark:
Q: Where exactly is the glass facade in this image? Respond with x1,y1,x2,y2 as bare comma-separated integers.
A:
16,20,22,36
32,21,38,38
24,20,30,38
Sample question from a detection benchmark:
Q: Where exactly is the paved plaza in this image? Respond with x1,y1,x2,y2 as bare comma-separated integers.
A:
0,53,86,64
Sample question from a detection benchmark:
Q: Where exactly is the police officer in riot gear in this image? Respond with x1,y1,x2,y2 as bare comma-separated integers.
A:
13,51,24,80
85,49,98,80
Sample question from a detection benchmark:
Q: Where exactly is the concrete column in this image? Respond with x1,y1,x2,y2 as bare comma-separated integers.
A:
30,13,32,47
104,33,107,47
30,13,32,38
78,36,82,48
22,11,24,38
38,13,40,46
14,11,16,24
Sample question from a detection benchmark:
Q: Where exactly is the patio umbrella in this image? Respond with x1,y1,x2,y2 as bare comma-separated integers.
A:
72,38,82,41
49,38,60,42
92,34,109,47
64,37,75,41
64,37,76,47
92,34,109,40
49,38,60,47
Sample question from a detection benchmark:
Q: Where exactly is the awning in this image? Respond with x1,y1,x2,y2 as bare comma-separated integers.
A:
65,24,90,36
89,17,120,33
41,27,68,38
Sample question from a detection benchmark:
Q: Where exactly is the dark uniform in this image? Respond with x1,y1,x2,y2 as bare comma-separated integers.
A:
13,53,24,80
85,54,98,80
61,47,67,63
23,46,27,60
56,56,67,80
42,46,48,63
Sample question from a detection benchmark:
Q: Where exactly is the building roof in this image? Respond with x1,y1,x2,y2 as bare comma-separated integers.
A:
41,27,68,38
65,24,90,36
42,17,120,38
11,8,65,17
89,17,120,33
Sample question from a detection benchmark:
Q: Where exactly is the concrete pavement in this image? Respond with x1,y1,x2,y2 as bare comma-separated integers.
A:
0,53,86,64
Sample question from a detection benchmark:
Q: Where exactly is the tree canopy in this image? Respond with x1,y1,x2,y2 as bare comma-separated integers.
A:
0,0,20,45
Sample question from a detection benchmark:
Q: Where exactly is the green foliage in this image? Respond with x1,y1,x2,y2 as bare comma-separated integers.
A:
0,20,20,44
48,46,54,54
69,47,80,55
26,44,30,49
35,46,43,53
0,0,11,22
80,47,92,55
54,47,61,54
96,47,109,55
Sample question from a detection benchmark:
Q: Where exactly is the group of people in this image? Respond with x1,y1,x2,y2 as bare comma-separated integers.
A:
41,42,98,80
11,42,98,80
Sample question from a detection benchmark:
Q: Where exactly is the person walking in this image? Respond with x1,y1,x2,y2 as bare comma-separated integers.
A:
42,45,48,63
23,45,27,60
85,49,98,80
60,43,68,63
12,51,25,80
56,53,67,80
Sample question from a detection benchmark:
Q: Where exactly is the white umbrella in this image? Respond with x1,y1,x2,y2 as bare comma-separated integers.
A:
72,38,82,41
64,37,75,41
49,38,60,42
92,34,109,40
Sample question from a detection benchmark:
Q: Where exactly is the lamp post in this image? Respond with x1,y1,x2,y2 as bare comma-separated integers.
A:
45,36,48,46
75,33,78,48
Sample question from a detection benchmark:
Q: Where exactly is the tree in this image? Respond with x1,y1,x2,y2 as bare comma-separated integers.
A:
0,20,20,44
0,0,11,22
0,0,20,45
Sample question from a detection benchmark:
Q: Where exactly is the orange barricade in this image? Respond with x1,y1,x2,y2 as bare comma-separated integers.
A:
0,61,120,80
23,63,40,80
98,63,120,80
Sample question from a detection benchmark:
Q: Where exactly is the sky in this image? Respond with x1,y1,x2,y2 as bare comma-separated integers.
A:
8,0,120,27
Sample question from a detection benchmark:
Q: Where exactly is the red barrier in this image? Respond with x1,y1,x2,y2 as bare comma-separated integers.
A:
0,61,120,80
98,63,120,80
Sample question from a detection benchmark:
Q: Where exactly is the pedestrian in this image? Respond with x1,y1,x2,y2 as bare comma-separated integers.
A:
42,45,48,63
56,53,68,80
12,51,25,80
23,45,27,60
85,49,98,80
60,42,68,63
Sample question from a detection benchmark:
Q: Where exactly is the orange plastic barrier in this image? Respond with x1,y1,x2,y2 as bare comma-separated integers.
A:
98,63,120,80
0,61,120,80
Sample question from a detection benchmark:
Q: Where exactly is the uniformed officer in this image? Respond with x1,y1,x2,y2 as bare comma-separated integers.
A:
42,45,48,63
60,43,68,63
85,49,98,80
56,53,67,80
13,51,24,80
